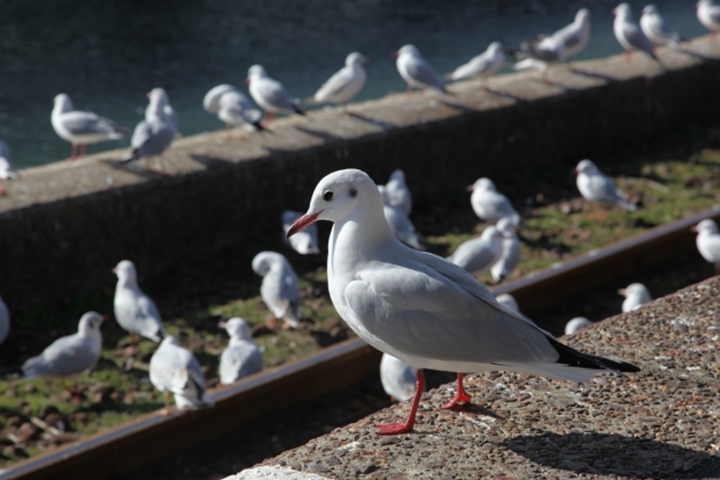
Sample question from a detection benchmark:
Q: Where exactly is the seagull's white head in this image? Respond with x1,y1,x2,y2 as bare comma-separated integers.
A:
78,311,105,335
251,251,284,276
468,177,497,193
618,282,650,298
148,88,170,105
613,3,632,18
113,260,138,285
396,44,420,58
496,217,518,235
247,64,268,83
565,317,592,335
692,218,719,234
287,168,385,238
488,42,504,54
574,159,599,175
642,4,658,16
389,169,406,184
346,52,368,67
53,93,73,113
577,8,591,23
221,317,252,340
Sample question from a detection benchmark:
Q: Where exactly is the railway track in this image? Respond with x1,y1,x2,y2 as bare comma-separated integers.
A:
2,206,719,480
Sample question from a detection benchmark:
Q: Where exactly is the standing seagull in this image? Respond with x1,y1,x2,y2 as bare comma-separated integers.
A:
379,185,424,250
697,0,720,39
619,283,653,312
692,219,720,274
251,251,302,329
565,317,593,335
307,52,368,112
51,93,125,160
149,335,214,414
512,36,567,82
113,260,165,355
379,169,412,216
380,353,418,402
613,3,658,62
640,5,682,48
21,312,104,399
468,177,521,225
491,217,521,284
394,45,447,94
0,294,9,345
219,318,263,385
203,85,264,138
447,226,504,276
247,65,305,124
287,169,639,434
552,8,593,61
445,42,506,90
0,140,16,195
282,210,320,255
575,159,636,217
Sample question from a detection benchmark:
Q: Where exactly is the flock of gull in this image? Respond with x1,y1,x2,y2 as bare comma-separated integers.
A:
1,2,720,427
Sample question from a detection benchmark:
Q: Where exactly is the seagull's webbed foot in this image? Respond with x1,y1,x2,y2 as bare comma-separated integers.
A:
441,373,472,410
376,421,415,435
375,369,425,435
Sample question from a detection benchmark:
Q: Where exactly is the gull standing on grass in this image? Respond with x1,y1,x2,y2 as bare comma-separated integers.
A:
380,353,418,402
613,3,658,62
21,312,104,400
203,84,264,138
286,169,639,434
123,88,177,175
149,335,214,414
379,185,424,250
468,177,521,225
575,159,636,217
0,294,9,345
447,226,504,276
282,210,320,255
640,5,682,48
692,219,720,274
696,0,720,39
445,42,505,89
307,52,368,112
51,93,125,160
113,260,165,356
491,217,521,283
0,140,16,195
619,283,653,312
565,317,592,335
252,251,302,329
219,318,263,385
247,65,305,124
394,45,447,94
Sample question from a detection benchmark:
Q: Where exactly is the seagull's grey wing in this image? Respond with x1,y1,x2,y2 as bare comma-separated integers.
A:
220,343,263,383
204,84,237,114
137,120,175,157
623,23,654,54
405,58,444,90
135,295,164,340
449,238,497,274
315,67,357,100
491,235,521,282
61,111,118,136
22,335,98,378
588,174,628,204
258,79,297,111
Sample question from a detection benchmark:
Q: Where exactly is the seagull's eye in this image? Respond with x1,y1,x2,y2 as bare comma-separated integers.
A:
349,188,358,198
323,190,334,202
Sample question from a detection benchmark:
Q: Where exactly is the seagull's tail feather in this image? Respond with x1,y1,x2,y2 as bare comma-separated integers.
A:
281,302,301,329
292,104,306,116
122,148,140,163
547,336,640,374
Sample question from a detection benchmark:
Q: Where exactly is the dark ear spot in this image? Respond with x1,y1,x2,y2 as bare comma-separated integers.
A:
349,187,358,198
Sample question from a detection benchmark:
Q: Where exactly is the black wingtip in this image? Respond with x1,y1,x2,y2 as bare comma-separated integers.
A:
548,337,640,373
293,105,306,116
253,120,266,132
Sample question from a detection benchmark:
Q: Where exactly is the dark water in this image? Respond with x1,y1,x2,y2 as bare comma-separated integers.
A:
0,0,707,169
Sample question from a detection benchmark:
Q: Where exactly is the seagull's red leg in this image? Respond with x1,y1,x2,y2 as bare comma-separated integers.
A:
0,181,5,195
80,144,87,158
376,369,425,435
124,333,138,356
263,111,275,127
405,84,412,96
441,373,472,410
625,50,633,62
69,144,77,161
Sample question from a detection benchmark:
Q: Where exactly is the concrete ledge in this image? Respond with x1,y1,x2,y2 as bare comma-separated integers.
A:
233,276,720,479
2,38,720,309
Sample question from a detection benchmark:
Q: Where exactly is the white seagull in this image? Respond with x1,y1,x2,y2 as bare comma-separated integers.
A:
380,353,418,402
491,217,521,283
468,177,521,225
379,185,424,250
447,226,504,276
382,169,412,216
575,159,636,217
247,64,305,124
0,140,17,196
251,251,302,329
696,0,720,39
282,210,320,255
613,3,658,62
513,35,567,82
286,168,639,435
495,293,520,313
552,8,593,61
51,93,125,160
307,52,368,111
113,260,165,355
0,293,10,345
640,5,682,48
149,335,214,414
446,42,506,89
219,318,263,385
619,283,653,312
394,44,447,94
565,317,593,335
203,85,264,138
21,312,104,399
692,219,720,274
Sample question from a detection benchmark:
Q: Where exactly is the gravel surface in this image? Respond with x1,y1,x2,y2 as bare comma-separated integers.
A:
235,276,720,480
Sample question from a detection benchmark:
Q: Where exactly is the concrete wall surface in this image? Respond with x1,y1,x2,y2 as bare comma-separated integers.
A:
1,37,720,310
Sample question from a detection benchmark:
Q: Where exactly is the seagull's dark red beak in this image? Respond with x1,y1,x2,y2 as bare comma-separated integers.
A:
245,78,250,85
465,185,474,192
691,225,699,232
573,167,579,174
286,211,321,238
392,51,399,58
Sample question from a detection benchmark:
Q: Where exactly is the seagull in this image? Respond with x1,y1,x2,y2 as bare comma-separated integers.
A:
247,65,305,124
692,219,720,274
394,44,447,94
552,8,593,61
21,312,104,399
282,210,320,255
379,185,424,250
286,168,639,435
0,294,9,345
696,0,720,39
495,293,520,313
51,93,125,161
445,42,506,89
122,88,177,175
380,353,418,402
307,52,368,112
0,140,17,195
113,260,164,356
574,159,636,217
447,226,504,276
203,85,264,138
251,251,302,329
613,3,658,62
149,335,214,414
619,283,653,312
219,318,263,385
381,169,412,215
491,217,521,283
640,5,682,48
468,177,521,225
565,317,592,335
512,35,567,82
